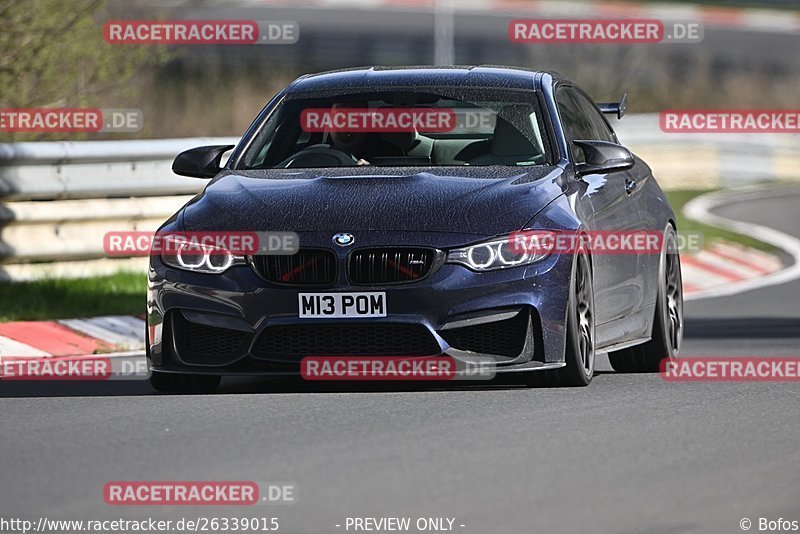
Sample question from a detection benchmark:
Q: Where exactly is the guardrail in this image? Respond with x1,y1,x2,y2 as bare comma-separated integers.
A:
0,137,237,201
614,114,800,189
1,116,799,281
0,137,237,280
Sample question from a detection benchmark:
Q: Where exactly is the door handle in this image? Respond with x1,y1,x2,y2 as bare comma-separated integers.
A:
625,178,637,195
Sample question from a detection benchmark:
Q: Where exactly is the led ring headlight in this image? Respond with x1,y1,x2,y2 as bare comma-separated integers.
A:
497,241,528,266
176,242,207,269
447,232,554,272
161,242,243,274
467,244,496,269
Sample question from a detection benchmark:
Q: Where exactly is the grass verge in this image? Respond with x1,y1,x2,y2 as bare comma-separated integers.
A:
0,271,146,322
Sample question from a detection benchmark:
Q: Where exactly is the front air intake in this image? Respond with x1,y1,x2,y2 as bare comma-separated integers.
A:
348,248,438,284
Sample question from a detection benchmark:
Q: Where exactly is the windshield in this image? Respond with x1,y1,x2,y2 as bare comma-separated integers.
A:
237,89,551,169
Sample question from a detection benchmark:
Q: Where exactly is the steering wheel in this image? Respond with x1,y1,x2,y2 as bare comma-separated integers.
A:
277,145,357,168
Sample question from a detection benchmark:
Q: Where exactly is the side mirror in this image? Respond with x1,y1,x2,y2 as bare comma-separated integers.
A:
572,140,634,176
172,145,235,178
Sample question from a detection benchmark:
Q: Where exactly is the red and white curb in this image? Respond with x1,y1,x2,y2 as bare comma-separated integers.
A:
0,316,146,358
681,241,783,299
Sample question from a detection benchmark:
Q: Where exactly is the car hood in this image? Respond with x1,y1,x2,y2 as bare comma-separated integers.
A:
182,166,564,237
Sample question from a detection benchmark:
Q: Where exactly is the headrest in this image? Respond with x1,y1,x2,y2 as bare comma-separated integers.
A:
380,131,418,153
491,107,538,157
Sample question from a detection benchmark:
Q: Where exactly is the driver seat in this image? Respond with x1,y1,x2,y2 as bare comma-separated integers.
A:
468,109,541,166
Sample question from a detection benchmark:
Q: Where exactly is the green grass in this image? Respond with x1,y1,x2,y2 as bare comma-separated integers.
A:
665,189,775,252
0,271,146,322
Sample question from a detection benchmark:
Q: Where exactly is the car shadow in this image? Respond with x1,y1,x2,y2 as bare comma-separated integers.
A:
0,375,537,398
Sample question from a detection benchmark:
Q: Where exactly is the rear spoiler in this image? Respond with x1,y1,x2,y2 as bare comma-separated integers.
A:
597,93,628,119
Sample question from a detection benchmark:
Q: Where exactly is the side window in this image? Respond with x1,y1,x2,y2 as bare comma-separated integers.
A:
573,90,618,144
555,87,596,162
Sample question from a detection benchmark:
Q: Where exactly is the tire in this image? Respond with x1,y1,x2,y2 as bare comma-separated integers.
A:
609,225,683,373
527,243,595,387
148,371,221,393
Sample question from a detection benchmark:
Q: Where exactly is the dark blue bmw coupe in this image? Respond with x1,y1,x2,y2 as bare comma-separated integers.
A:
146,66,683,391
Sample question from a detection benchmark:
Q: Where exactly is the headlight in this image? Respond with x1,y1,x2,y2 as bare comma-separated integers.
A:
447,231,555,271
161,241,245,274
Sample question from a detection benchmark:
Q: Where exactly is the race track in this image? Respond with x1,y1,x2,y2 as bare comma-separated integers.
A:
1,188,799,534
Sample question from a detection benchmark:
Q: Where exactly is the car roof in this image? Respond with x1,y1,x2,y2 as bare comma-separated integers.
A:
287,66,567,94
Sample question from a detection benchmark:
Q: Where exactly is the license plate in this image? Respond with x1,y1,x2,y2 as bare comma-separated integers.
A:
298,292,387,318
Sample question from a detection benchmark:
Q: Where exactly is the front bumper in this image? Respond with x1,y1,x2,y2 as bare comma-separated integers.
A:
147,250,573,376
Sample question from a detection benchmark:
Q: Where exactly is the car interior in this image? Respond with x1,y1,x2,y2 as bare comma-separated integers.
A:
241,92,551,168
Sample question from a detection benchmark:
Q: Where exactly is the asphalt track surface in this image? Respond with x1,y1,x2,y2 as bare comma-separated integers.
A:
1,188,799,534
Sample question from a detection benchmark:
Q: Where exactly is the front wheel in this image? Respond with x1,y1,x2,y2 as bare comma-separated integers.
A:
527,245,595,387
609,225,683,373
